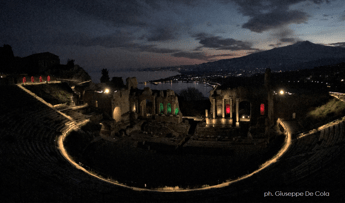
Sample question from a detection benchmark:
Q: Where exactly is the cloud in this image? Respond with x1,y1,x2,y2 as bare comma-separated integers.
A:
329,42,345,48
55,0,152,27
172,51,235,61
280,38,297,43
232,0,332,17
269,43,282,47
132,44,180,53
231,0,332,33
341,10,345,21
146,27,177,42
192,33,258,51
242,10,308,33
52,31,179,54
270,27,300,44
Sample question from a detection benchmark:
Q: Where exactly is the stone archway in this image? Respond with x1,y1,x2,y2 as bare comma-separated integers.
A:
159,103,164,114
167,103,171,114
226,104,230,115
113,106,122,122
239,101,251,122
146,99,153,117
175,107,179,115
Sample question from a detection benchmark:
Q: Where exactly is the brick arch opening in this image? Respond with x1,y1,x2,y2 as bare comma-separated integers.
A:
167,103,171,114
113,106,121,122
159,103,164,114
239,100,251,122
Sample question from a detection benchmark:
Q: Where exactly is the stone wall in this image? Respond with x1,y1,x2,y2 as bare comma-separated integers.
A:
126,77,137,90
112,89,130,122
165,121,190,135
155,114,183,124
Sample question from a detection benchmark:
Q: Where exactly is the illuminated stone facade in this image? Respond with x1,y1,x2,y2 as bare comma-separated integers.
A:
84,77,182,124
208,69,274,131
126,86,182,124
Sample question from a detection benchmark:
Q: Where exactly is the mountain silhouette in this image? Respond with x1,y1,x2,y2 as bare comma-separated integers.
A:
190,41,345,72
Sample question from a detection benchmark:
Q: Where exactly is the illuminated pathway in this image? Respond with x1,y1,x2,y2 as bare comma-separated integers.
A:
57,118,292,192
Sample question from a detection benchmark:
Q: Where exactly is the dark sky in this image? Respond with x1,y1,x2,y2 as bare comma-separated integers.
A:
1,0,344,73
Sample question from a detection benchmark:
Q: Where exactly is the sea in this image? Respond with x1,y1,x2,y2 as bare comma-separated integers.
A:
89,70,213,98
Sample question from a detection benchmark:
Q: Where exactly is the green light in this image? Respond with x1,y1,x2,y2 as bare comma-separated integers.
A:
175,108,179,115
167,103,171,114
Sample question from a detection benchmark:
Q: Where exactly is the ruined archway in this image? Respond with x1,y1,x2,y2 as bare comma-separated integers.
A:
146,99,153,117
113,106,121,122
226,104,230,115
260,103,265,116
131,102,137,112
159,103,164,114
167,103,171,114
239,101,250,122
175,107,179,115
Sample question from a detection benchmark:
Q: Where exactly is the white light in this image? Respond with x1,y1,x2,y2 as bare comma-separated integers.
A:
104,88,110,94
242,116,245,119
280,90,284,95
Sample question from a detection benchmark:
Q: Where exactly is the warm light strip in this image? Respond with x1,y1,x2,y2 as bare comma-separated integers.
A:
21,81,61,85
57,118,292,192
77,80,92,85
17,84,53,108
17,84,75,121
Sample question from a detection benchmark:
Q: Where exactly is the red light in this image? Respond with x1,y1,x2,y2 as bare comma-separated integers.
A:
260,103,265,115
226,104,230,114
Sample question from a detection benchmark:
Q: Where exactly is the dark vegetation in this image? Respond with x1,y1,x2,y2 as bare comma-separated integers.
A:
178,87,204,101
178,87,210,116
24,83,74,105
272,81,344,131
179,99,210,117
100,68,110,83
302,98,345,130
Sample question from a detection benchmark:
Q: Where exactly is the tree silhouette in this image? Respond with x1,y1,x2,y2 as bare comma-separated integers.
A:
179,87,203,101
67,59,75,68
100,69,110,83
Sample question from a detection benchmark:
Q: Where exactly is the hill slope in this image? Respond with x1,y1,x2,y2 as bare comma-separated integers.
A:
182,41,345,73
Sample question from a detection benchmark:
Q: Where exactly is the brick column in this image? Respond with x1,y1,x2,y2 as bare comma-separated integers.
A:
164,101,167,115
222,99,225,118
172,100,176,115
212,98,216,119
152,96,155,115
236,98,239,126
230,98,233,119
